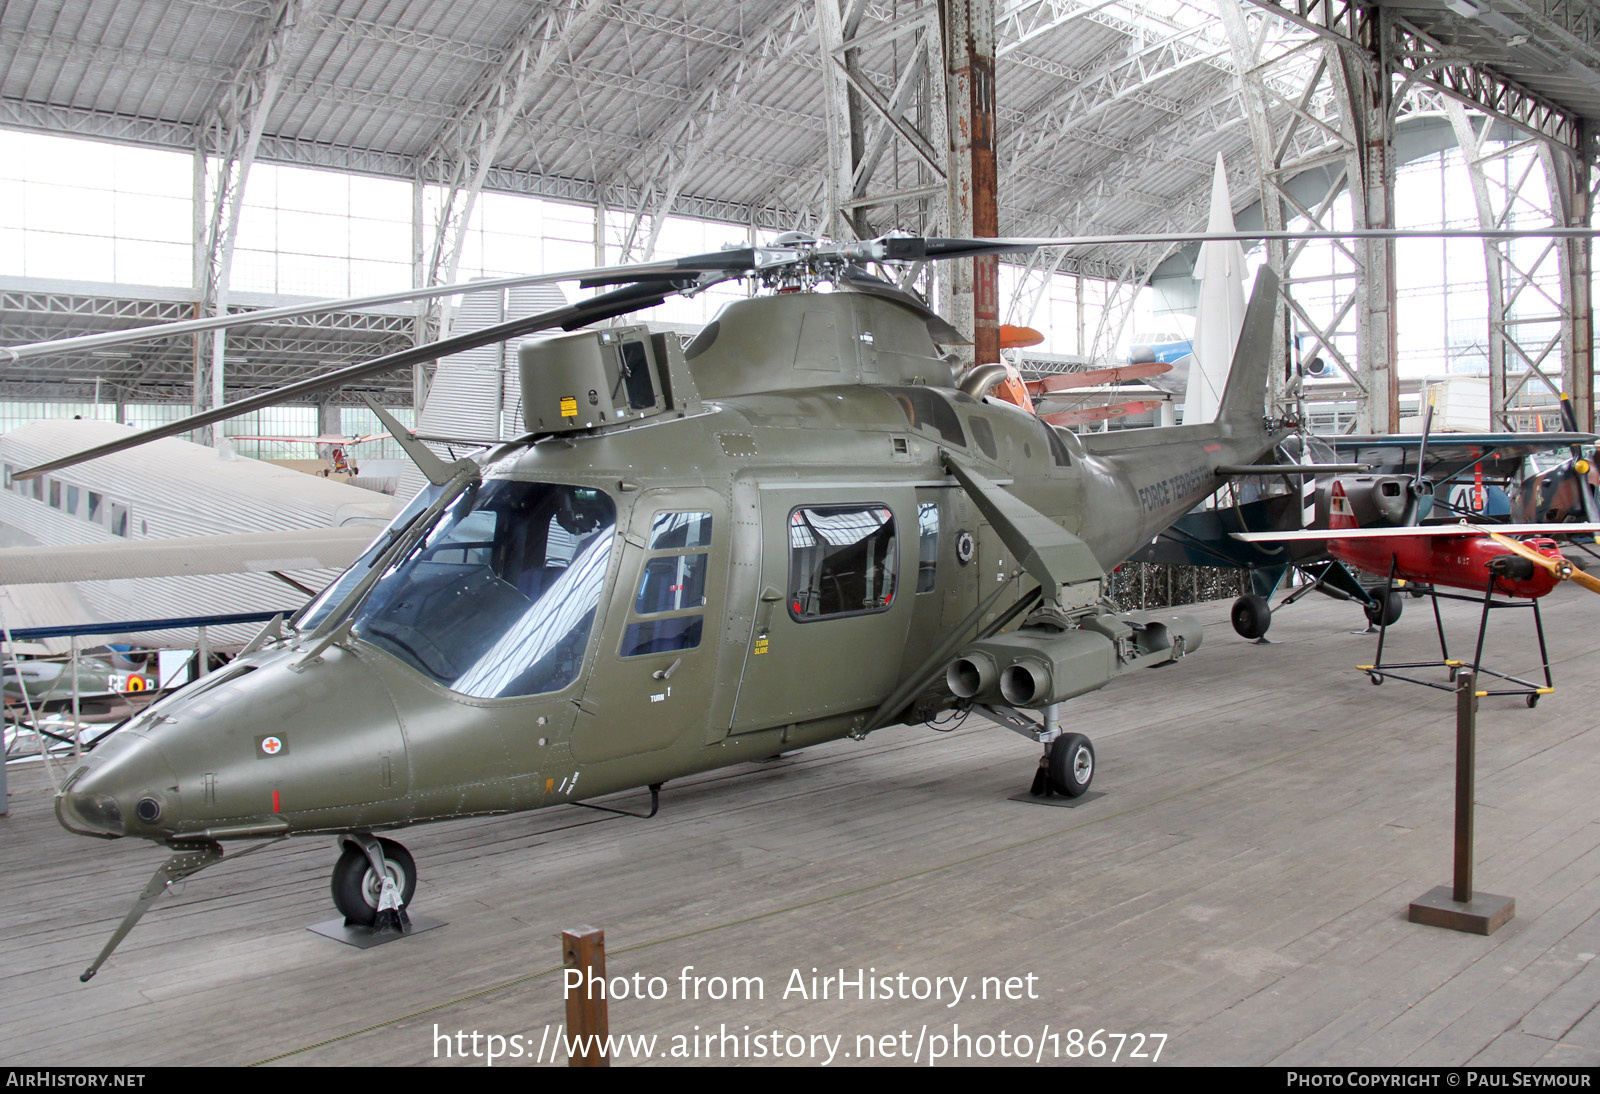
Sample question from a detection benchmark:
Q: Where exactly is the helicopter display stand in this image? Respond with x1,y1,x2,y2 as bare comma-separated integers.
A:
1409,671,1515,936
1359,559,1554,706
308,912,447,950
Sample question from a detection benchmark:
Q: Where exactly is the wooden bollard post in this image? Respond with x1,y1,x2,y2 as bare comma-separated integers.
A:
1408,670,1515,935
562,926,609,1067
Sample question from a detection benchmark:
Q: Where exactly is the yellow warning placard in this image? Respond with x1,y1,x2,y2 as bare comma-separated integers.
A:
560,395,578,418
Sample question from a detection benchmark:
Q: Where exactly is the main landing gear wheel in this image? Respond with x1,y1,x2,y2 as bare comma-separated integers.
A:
1364,590,1403,628
1047,733,1095,797
1231,594,1271,640
331,837,416,927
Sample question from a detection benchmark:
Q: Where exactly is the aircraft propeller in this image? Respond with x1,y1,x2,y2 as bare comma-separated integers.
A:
1482,529,1600,595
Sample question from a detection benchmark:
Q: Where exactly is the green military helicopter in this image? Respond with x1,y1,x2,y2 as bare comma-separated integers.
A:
13,234,1294,980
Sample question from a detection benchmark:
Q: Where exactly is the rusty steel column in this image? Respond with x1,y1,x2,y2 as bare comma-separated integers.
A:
942,0,999,367
562,926,609,1067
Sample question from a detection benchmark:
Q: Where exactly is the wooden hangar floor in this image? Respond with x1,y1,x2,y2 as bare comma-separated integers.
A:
3,584,1599,1068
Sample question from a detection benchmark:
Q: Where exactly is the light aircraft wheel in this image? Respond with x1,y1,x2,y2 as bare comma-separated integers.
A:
1364,591,1403,628
331,838,416,926
1527,694,1540,709
1369,672,1383,686
1048,733,1094,798
1230,594,1271,640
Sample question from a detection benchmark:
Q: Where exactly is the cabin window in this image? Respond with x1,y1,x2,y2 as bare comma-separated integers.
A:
47,479,61,508
968,417,998,460
1042,422,1072,467
110,503,130,538
787,504,898,620
2,465,12,489
64,485,79,517
620,617,703,657
349,480,617,699
87,492,105,525
917,502,939,593
887,387,966,447
622,510,712,658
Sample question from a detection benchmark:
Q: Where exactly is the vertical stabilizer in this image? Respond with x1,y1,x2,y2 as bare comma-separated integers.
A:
1216,265,1280,429
1184,154,1249,426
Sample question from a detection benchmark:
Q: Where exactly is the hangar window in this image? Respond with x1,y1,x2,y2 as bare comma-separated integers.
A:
787,504,898,620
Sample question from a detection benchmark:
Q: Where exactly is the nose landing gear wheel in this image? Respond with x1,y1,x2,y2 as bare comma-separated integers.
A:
1047,733,1095,797
331,837,416,928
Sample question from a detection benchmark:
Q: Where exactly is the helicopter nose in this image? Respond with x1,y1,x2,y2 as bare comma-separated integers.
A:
56,730,182,840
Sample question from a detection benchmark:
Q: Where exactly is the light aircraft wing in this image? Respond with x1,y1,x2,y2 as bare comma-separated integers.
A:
1330,433,1597,483
0,525,380,585
1232,522,1600,544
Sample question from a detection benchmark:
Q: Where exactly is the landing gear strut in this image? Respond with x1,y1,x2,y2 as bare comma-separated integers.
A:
1024,702,1095,798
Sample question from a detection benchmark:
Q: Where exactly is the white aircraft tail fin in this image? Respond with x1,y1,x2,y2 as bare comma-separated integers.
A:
1184,153,1249,427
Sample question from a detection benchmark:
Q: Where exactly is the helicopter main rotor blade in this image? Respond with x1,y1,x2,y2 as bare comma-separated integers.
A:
13,279,686,482
976,227,1600,250
0,249,761,365
15,228,1598,366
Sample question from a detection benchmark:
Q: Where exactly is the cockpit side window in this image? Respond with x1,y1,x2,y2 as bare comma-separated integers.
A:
621,510,713,658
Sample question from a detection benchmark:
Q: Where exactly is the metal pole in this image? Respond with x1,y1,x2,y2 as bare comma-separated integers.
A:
1453,669,1477,904
70,634,81,757
562,926,609,1067
1,632,7,816
1408,666,1512,933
